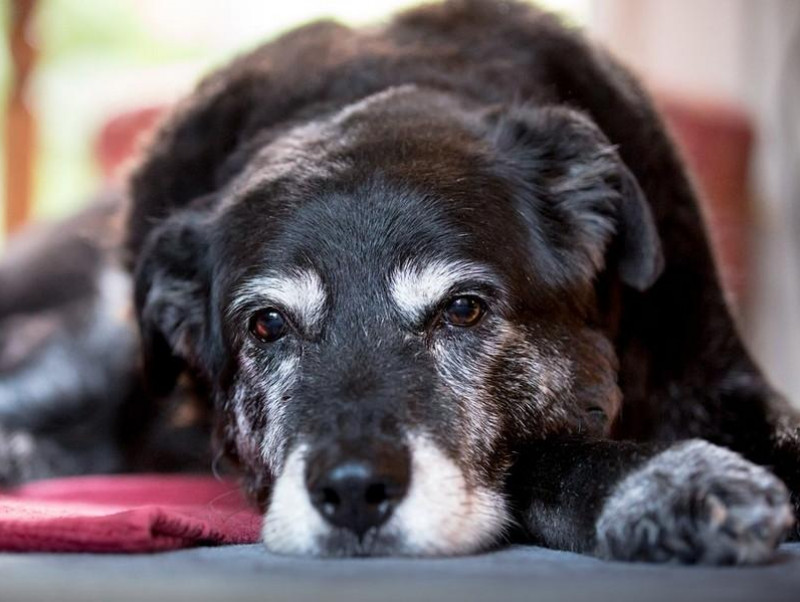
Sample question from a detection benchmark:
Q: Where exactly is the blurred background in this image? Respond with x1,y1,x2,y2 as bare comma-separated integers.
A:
1,0,799,402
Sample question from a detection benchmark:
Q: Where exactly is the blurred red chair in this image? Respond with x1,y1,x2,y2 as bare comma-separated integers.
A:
658,96,754,313
94,106,164,182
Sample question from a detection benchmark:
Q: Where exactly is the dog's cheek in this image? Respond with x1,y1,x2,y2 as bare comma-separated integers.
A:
485,326,621,440
227,349,302,476
477,325,579,443
430,329,511,470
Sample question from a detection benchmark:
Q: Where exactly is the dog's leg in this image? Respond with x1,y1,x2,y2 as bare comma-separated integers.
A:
0,427,47,485
760,402,800,537
0,337,134,484
509,438,794,564
533,21,800,539
0,424,123,486
0,278,137,484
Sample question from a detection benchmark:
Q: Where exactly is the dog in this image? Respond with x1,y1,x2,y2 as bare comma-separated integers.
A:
1,0,799,563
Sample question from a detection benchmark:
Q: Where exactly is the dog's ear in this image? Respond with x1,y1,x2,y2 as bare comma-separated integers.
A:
125,62,269,393
489,105,664,291
133,212,212,396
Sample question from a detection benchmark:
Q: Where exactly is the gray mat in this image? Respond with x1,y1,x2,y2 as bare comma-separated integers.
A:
2,543,799,602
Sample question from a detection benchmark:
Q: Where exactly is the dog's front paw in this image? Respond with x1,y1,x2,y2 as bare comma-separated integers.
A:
595,440,794,564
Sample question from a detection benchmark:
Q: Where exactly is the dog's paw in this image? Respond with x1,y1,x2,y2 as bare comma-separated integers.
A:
595,440,794,564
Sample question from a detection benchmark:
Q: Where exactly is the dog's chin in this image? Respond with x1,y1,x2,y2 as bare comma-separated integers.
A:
260,434,509,557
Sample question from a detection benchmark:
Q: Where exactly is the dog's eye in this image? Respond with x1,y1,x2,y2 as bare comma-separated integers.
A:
442,296,486,327
249,308,288,343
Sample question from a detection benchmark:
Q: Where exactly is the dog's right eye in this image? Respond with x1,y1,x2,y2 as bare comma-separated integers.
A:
442,295,486,328
249,309,288,343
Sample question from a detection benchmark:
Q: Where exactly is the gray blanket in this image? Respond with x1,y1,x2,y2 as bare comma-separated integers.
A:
2,543,799,601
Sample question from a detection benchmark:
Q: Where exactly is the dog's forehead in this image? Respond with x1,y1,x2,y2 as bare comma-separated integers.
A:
226,85,485,203
221,179,519,315
215,88,539,316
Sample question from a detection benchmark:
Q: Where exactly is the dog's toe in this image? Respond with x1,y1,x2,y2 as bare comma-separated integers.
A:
699,484,794,564
595,440,794,564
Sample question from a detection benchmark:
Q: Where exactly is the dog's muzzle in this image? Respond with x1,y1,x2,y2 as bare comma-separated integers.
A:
304,439,411,539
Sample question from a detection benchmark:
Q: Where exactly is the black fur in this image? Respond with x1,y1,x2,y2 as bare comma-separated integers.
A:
2,0,799,562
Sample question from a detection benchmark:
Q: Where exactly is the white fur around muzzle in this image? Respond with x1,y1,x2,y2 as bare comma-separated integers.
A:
261,433,508,556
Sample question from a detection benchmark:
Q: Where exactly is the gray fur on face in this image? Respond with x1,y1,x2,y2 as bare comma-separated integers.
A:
262,433,509,556
595,440,794,564
230,253,596,555
228,269,327,333
229,354,300,473
430,321,575,466
389,259,501,324
225,268,326,472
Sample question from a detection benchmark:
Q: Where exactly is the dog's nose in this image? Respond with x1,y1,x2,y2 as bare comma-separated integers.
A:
305,442,410,538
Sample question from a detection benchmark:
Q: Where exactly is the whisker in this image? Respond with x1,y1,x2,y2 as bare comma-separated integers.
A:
206,486,246,511
211,449,226,481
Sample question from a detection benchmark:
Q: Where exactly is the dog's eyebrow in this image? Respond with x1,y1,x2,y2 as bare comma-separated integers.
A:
228,269,326,328
389,259,502,322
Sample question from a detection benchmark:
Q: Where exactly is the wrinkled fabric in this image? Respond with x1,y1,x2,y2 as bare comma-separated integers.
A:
0,475,262,552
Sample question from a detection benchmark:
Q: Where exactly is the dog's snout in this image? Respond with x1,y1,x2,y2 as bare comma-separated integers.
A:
309,462,402,536
306,442,410,538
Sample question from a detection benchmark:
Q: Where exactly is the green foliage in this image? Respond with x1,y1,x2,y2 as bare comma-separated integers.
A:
1,0,587,229
27,0,211,220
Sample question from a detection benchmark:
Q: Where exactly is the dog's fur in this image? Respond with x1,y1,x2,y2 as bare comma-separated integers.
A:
2,0,800,563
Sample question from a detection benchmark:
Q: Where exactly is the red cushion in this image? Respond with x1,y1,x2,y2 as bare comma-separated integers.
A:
0,475,262,553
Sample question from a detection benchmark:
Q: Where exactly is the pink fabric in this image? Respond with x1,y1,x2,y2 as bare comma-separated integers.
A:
0,475,262,552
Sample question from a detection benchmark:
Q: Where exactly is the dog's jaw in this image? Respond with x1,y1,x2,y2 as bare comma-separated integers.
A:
260,443,329,555
387,433,509,556
261,433,509,556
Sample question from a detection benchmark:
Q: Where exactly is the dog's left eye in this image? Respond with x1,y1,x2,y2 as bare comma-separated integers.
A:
249,308,288,343
442,296,486,327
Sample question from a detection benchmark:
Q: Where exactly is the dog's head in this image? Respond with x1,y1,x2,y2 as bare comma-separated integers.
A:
130,85,662,556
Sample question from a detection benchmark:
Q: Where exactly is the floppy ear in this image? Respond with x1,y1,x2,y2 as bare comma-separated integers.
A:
133,213,212,396
125,64,271,395
490,105,664,291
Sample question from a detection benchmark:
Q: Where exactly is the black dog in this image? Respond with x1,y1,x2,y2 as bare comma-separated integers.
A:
2,0,799,563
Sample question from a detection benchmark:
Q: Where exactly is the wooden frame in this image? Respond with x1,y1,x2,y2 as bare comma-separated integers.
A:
4,0,37,235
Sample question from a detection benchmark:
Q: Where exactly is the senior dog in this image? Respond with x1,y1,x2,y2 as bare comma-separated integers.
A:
1,0,799,564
